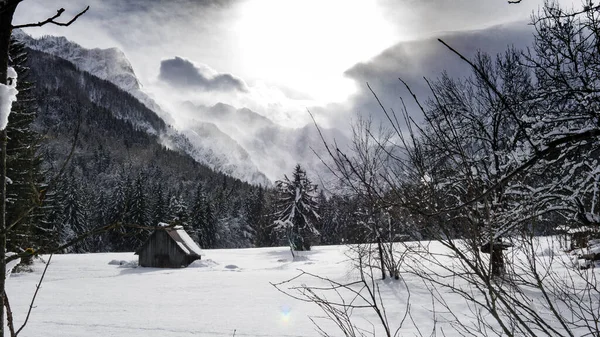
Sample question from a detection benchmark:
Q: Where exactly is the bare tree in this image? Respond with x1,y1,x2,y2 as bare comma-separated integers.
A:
290,1,600,336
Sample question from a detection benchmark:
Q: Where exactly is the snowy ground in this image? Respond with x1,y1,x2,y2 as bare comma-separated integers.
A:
8,246,356,337
5,239,595,336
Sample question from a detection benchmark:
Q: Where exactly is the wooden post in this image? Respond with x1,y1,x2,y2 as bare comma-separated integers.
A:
490,246,504,277
481,239,509,278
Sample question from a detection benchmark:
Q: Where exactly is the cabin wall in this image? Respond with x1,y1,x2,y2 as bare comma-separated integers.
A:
139,231,187,268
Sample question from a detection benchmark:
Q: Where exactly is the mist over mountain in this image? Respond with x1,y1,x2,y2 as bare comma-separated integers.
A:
12,32,271,184
179,102,348,184
12,31,353,183
13,21,539,185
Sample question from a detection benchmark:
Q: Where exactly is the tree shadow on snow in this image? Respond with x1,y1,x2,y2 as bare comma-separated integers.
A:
265,248,319,263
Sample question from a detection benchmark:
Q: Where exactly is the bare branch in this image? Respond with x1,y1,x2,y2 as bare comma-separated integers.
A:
11,6,89,29
15,254,53,336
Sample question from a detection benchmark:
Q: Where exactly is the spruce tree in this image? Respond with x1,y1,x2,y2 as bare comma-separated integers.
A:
58,174,89,252
274,164,320,252
190,185,217,248
106,173,132,251
151,182,167,225
167,193,188,226
5,37,49,256
243,186,266,247
128,173,149,228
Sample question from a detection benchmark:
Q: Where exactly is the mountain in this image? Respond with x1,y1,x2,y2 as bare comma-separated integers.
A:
180,102,349,184
11,22,539,186
23,46,267,250
167,120,271,186
14,31,271,185
12,29,173,125
12,31,348,185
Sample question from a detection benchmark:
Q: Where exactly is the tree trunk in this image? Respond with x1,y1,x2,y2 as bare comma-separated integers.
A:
377,236,386,280
0,4,17,336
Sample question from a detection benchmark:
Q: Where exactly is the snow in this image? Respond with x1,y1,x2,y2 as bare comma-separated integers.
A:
4,240,597,336
188,259,219,268
174,227,203,256
0,67,18,131
5,252,20,278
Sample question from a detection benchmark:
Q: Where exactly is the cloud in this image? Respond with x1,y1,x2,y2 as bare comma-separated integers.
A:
310,22,536,132
377,0,574,39
159,56,248,92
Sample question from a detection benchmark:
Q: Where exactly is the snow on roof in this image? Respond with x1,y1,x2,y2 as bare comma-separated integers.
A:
567,226,598,234
166,227,203,256
135,224,204,256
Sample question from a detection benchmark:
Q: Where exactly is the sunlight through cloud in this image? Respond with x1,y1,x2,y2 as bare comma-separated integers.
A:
234,0,398,104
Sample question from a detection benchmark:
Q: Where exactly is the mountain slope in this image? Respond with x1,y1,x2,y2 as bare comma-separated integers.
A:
15,31,344,184
13,29,173,124
181,102,349,183
15,32,270,185
25,47,265,250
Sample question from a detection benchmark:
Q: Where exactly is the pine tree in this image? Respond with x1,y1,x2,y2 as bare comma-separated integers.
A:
274,164,320,252
128,173,149,228
316,191,336,245
5,37,50,257
106,173,133,251
108,173,130,225
58,174,89,252
243,186,266,247
190,185,217,248
167,193,189,226
151,182,167,225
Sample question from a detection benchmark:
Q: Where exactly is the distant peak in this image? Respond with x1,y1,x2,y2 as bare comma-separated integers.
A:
18,33,141,92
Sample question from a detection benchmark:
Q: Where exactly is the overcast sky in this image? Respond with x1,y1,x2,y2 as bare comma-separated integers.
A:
13,0,574,129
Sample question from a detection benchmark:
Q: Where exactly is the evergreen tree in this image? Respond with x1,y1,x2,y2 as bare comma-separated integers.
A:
190,185,217,248
151,182,167,225
316,191,337,245
58,174,89,252
106,173,135,251
274,164,320,252
243,186,267,247
128,173,149,228
108,173,130,225
5,37,50,256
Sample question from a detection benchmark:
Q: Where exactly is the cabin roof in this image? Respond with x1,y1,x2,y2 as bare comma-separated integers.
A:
167,226,203,256
135,224,203,256
568,226,597,234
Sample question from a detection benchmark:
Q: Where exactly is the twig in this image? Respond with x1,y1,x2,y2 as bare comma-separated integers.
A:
15,254,53,336
3,291,15,337
12,6,90,29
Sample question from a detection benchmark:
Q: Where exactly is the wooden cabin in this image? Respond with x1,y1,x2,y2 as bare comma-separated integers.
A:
135,224,203,268
568,226,597,251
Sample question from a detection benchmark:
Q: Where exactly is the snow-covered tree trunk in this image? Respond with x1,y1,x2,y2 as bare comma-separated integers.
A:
0,3,18,335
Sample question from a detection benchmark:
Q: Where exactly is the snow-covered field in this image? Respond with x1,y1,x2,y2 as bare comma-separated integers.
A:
8,246,356,337
5,239,596,336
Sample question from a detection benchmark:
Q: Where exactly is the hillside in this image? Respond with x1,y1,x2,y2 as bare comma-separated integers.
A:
25,47,266,251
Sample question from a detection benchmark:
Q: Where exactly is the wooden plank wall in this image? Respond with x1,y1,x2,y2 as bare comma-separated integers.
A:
138,231,187,268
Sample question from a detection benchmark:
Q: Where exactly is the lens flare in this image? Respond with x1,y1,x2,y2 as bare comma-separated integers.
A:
281,306,291,323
